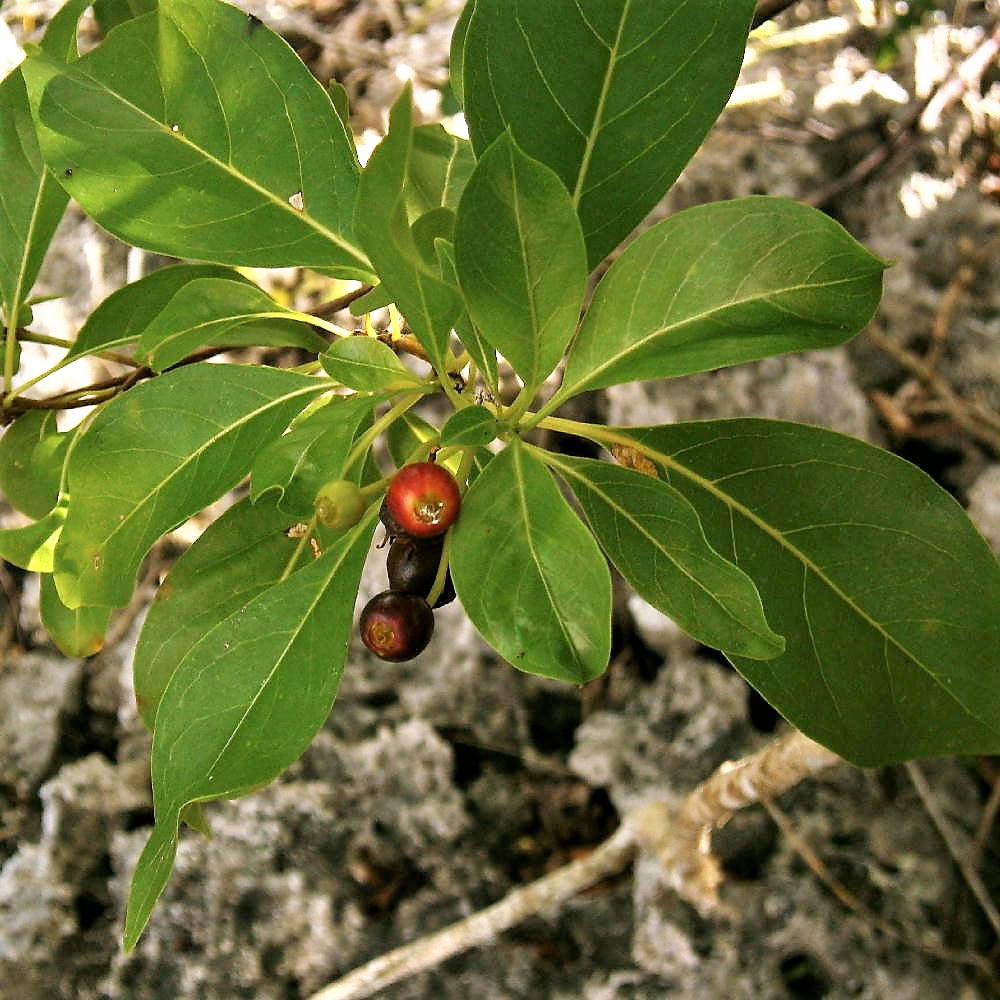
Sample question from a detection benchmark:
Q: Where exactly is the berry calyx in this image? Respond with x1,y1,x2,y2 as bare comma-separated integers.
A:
386,537,456,609
314,479,365,530
359,590,434,662
384,462,461,539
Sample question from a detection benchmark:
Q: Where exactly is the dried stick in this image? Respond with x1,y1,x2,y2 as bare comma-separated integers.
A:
762,796,995,978
906,761,1000,940
308,730,842,1000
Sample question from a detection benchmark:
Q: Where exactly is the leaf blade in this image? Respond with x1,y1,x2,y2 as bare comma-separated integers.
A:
454,131,587,394
541,451,783,659
609,419,1000,765
54,364,326,609
559,197,887,400
22,0,371,275
462,0,756,267
450,440,611,683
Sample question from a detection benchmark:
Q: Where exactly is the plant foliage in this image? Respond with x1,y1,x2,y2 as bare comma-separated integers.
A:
0,0,995,951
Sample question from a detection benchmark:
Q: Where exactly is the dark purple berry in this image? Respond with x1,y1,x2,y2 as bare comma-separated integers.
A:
359,590,434,662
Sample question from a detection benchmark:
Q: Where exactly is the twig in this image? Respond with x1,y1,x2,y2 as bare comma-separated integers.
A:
762,795,995,979
906,761,1000,941
307,730,842,1000
865,325,1000,456
309,284,375,321
971,771,1000,869
752,0,798,30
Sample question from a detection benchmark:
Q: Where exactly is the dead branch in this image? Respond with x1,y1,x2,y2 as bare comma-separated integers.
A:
308,729,842,1000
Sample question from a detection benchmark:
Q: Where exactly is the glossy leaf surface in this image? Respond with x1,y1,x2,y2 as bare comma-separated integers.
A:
450,441,611,683
124,504,378,950
54,364,326,608
0,501,67,572
137,278,328,371
455,132,586,394
406,124,476,217
558,198,887,401
608,419,1000,765
23,0,371,275
462,0,755,267
542,451,784,660
440,405,498,448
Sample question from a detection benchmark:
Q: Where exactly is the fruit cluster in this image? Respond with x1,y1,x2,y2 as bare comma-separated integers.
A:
359,462,461,662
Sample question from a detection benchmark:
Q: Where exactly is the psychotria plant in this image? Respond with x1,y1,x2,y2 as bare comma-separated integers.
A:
0,0,996,952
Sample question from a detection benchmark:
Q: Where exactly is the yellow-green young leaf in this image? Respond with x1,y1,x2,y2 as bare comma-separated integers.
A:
123,504,378,951
39,573,112,657
54,364,327,609
0,410,72,518
614,419,1000,766
0,70,68,327
0,501,67,572
539,451,783,660
557,197,887,402
450,440,611,683
406,125,476,218
133,494,301,730
22,0,371,276
353,85,460,373
454,131,587,395
462,0,756,268
440,405,498,448
66,264,250,361
137,278,328,372
250,394,380,518
320,338,425,393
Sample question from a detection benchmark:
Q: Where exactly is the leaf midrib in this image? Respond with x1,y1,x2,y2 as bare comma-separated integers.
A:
41,51,371,271
542,451,775,644
561,267,868,400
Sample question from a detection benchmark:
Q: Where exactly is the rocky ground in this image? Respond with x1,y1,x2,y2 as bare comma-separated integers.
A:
1,2,998,998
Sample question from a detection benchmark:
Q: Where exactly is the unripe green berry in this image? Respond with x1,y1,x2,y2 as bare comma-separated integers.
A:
314,479,365,530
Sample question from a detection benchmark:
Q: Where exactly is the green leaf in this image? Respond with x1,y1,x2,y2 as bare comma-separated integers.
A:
137,277,328,371
455,131,587,395
133,494,299,729
440,405,498,448
54,364,326,609
0,409,72,518
406,124,476,217
0,501,67,572
557,198,887,402
124,503,378,951
448,0,475,109
66,264,249,361
22,0,371,276
353,85,460,372
320,337,424,393
450,440,611,683
462,0,755,268
435,240,499,394
39,573,112,657
0,70,68,329
39,0,95,60
250,393,378,518
609,419,1000,765
539,450,783,660
92,0,159,36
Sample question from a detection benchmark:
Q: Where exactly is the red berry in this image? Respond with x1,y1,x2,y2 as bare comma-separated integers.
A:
359,590,434,662
384,462,461,540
